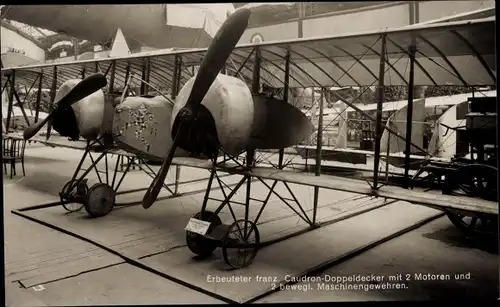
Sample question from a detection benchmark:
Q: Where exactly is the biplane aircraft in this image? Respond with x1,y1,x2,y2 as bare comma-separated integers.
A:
2,9,497,268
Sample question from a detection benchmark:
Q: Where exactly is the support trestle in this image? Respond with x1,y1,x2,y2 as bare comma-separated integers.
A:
185,150,318,269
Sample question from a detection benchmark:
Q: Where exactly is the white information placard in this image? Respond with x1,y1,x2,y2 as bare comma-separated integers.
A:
185,218,211,236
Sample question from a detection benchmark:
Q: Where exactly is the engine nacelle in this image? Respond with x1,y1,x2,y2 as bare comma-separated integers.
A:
52,79,105,140
172,74,254,156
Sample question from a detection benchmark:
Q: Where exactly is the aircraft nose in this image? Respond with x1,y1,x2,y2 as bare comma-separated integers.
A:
114,96,123,107
112,96,173,160
115,104,126,114
113,104,130,136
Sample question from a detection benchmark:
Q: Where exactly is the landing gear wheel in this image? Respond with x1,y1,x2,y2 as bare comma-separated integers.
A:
60,179,87,212
446,211,498,239
186,211,222,258
84,183,116,218
222,219,260,269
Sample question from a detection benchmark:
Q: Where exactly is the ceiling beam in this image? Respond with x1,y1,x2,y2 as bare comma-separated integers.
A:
0,19,45,49
33,27,48,37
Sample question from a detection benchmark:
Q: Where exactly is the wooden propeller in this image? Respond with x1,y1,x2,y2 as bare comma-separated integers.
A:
142,8,251,209
23,73,107,140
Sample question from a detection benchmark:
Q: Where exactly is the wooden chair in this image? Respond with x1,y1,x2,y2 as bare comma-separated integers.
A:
3,137,27,179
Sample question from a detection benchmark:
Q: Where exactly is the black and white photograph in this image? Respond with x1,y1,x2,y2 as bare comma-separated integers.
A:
1,1,498,305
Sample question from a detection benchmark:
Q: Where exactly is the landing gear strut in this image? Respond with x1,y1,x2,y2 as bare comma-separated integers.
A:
57,138,180,218
185,150,316,269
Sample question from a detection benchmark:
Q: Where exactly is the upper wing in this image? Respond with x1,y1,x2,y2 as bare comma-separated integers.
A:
2,17,495,99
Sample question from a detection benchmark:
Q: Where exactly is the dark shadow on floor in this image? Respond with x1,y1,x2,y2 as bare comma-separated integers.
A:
17,172,68,196
25,156,66,164
422,224,498,254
